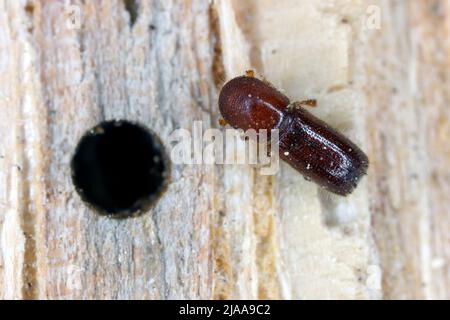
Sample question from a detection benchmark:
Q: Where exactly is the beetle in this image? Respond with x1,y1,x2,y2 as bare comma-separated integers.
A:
218,74,369,196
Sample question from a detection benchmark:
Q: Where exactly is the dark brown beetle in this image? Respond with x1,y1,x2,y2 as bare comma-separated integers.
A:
219,74,369,196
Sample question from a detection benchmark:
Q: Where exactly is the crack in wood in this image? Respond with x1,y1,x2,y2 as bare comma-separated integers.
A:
18,101,38,300
124,0,139,27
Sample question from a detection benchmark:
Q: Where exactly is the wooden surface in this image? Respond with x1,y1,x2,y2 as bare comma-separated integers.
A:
0,0,448,300
366,0,450,299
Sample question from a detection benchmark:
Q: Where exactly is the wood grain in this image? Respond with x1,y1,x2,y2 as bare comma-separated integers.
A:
0,0,448,300
366,0,450,299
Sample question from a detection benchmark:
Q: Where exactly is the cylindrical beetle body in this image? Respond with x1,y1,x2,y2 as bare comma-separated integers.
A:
219,76,369,196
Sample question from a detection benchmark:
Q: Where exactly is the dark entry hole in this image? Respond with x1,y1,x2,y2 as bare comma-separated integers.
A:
71,120,169,218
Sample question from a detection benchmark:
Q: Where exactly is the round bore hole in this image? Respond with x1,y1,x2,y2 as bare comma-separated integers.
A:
71,120,170,218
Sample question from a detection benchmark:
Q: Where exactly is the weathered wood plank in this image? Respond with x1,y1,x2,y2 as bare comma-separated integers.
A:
366,0,450,299
0,0,448,300
1,0,216,299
